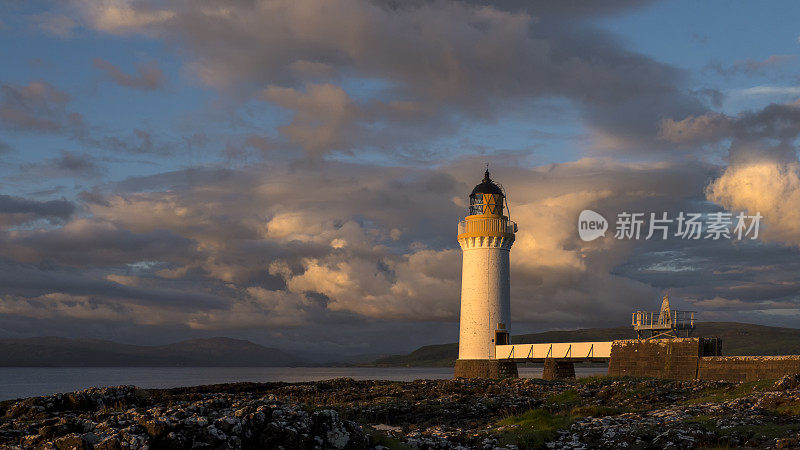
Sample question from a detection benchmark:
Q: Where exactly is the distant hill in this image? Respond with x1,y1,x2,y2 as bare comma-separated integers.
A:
371,322,800,367
0,337,302,367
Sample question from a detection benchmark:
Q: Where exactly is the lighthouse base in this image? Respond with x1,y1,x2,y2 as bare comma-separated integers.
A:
454,359,518,379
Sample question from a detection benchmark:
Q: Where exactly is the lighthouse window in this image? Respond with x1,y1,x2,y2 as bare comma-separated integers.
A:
469,196,483,215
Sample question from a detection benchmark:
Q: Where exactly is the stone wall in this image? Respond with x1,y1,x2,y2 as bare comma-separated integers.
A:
608,338,722,380
698,356,800,382
608,338,800,382
454,359,518,379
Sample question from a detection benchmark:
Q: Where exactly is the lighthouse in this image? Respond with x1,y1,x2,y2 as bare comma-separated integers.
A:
454,169,518,378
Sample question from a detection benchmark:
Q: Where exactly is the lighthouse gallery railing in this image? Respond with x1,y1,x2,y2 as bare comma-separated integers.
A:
458,218,517,235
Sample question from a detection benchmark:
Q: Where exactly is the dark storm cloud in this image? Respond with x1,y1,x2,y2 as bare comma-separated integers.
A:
660,102,800,149
0,194,75,224
0,259,228,310
3,220,197,267
75,0,703,157
616,234,800,295
93,58,166,91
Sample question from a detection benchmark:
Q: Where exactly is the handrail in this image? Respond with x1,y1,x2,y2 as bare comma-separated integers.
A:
632,310,696,330
494,341,613,360
457,217,517,235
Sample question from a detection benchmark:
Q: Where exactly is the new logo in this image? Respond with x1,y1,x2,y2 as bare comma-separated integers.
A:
578,210,608,241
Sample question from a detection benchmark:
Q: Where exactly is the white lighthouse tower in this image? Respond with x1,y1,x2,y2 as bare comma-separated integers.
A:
454,169,518,378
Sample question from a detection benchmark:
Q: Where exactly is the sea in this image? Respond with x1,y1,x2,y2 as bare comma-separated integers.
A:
0,366,608,401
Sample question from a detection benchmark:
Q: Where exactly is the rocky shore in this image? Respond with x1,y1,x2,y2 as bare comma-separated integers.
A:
4,375,800,449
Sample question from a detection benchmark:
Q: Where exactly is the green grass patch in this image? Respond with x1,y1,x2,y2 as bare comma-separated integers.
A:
544,389,580,408
685,379,774,405
569,405,626,417
497,403,626,448
497,409,573,449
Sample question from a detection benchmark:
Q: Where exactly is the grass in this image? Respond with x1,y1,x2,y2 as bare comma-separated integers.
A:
497,399,628,448
685,379,775,405
497,409,573,449
569,405,625,417
543,389,580,408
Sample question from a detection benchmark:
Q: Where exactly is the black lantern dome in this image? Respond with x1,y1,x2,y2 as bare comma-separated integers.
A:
470,170,504,197
468,170,505,216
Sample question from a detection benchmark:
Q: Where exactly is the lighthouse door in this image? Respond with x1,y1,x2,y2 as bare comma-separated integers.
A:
495,330,509,345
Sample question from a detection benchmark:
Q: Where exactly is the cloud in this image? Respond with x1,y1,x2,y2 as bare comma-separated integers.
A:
80,0,175,34
658,113,732,145
707,162,800,246
0,159,720,331
0,195,75,226
69,0,703,157
3,218,197,267
0,80,167,155
661,97,800,250
2,156,799,350
19,152,103,178
0,81,85,136
4,0,799,353
93,58,165,90
262,84,360,156
659,101,800,147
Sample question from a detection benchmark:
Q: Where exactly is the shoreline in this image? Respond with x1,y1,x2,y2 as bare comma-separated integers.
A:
0,366,608,402
3,375,800,449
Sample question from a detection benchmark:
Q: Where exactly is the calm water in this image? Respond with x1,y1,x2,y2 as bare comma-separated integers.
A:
0,366,607,401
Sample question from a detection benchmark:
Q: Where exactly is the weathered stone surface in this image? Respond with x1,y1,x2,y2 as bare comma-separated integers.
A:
608,337,800,382
608,338,706,380
454,359,518,379
542,358,575,380
8,377,800,449
699,356,800,382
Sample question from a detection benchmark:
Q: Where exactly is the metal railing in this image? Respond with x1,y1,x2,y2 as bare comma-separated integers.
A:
457,217,517,235
632,310,696,330
495,341,613,361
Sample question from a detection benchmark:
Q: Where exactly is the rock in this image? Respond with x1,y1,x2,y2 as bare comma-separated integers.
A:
94,436,123,450
774,374,800,390
5,377,800,449
54,433,89,450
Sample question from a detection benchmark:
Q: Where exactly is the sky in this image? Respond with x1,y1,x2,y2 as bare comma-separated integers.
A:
1,0,800,360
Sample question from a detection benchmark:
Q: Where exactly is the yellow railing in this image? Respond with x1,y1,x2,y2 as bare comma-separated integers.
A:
457,217,516,236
